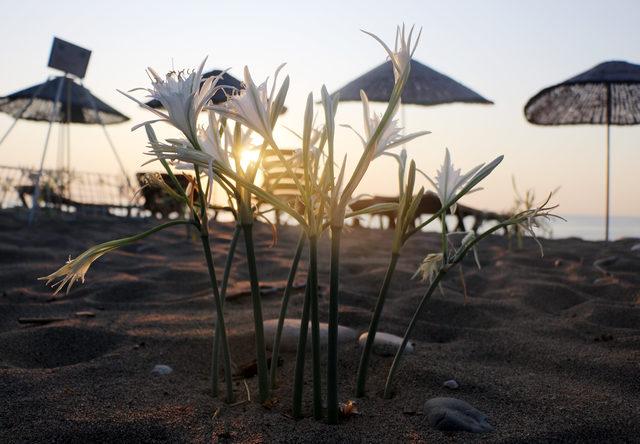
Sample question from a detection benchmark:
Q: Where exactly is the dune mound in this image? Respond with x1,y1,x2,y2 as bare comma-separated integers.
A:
521,281,587,313
587,304,640,329
0,326,124,368
47,421,173,443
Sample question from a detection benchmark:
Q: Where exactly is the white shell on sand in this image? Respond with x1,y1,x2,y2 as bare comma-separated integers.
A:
443,379,459,389
263,318,357,352
423,397,493,433
357,332,414,357
151,364,173,375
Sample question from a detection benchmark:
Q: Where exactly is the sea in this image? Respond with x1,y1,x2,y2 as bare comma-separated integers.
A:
542,214,639,241
415,214,639,242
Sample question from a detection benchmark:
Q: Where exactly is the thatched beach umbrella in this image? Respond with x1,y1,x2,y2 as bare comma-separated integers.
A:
0,76,129,125
144,69,242,109
524,60,640,241
333,59,493,106
0,75,131,223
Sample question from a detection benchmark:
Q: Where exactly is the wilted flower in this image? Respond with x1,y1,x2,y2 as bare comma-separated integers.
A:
119,58,222,145
412,253,444,284
425,148,484,213
209,65,287,142
362,24,421,82
39,242,125,294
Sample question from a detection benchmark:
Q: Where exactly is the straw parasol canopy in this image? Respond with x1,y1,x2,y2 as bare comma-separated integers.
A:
333,59,493,106
0,76,129,124
524,60,640,240
145,69,242,109
525,61,640,125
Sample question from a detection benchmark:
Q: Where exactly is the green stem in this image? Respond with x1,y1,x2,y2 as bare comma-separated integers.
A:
383,269,447,399
211,224,241,398
102,219,194,246
200,232,235,403
308,235,323,419
241,223,270,403
292,276,311,419
441,212,448,261
327,226,342,424
355,252,399,397
270,230,306,389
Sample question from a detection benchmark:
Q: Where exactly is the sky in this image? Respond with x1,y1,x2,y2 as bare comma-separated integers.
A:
0,0,638,218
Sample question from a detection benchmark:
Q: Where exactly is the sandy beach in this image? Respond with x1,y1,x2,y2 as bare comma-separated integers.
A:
0,209,638,442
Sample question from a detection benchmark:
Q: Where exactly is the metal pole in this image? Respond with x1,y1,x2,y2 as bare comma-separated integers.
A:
65,78,72,198
28,76,65,224
81,82,133,192
605,84,611,242
0,78,50,147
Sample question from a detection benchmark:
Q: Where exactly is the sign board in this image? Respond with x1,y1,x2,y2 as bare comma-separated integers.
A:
48,37,91,79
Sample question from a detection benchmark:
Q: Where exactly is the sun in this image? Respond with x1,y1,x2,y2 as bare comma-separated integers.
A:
239,147,261,171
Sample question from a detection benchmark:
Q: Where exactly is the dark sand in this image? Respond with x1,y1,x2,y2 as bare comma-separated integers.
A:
1,209,639,443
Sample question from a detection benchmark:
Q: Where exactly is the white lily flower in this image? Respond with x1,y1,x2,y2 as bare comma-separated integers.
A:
209,65,287,141
362,24,422,82
412,253,443,284
145,138,207,167
342,91,429,159
200,111,232,169
119,57,222,145
144,136,221,203
425,148,484,213
515,212,547,257
461,231,481,269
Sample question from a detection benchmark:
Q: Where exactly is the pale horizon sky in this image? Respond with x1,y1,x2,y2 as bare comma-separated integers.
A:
0,0,638,218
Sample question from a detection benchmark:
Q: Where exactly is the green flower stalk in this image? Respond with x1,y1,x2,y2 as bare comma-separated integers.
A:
382,197,561,398
355,159,424,397
211,224,241,398
292,276,311,418
322,25,428,424
270,231,306,389
355,152,505,397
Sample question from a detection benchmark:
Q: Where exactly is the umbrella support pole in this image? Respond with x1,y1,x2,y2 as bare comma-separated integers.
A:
605,122,610,242
28,76,65,225
605,84,611,242
82,82,133,193
0,78,50,147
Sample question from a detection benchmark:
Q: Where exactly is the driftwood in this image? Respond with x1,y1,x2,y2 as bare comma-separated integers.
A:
349,191,510,233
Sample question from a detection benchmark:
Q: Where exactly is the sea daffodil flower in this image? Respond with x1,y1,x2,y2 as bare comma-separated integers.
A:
461,231,481,269
362,24,422,82
199,111,232,170
425,148,484,213
119,57,222,146
342,91,429,159
209,65,288,142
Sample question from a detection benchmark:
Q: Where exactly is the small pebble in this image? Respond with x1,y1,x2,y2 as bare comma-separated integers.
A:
443,379,459,389
151,364,173,375
553,259,562,267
